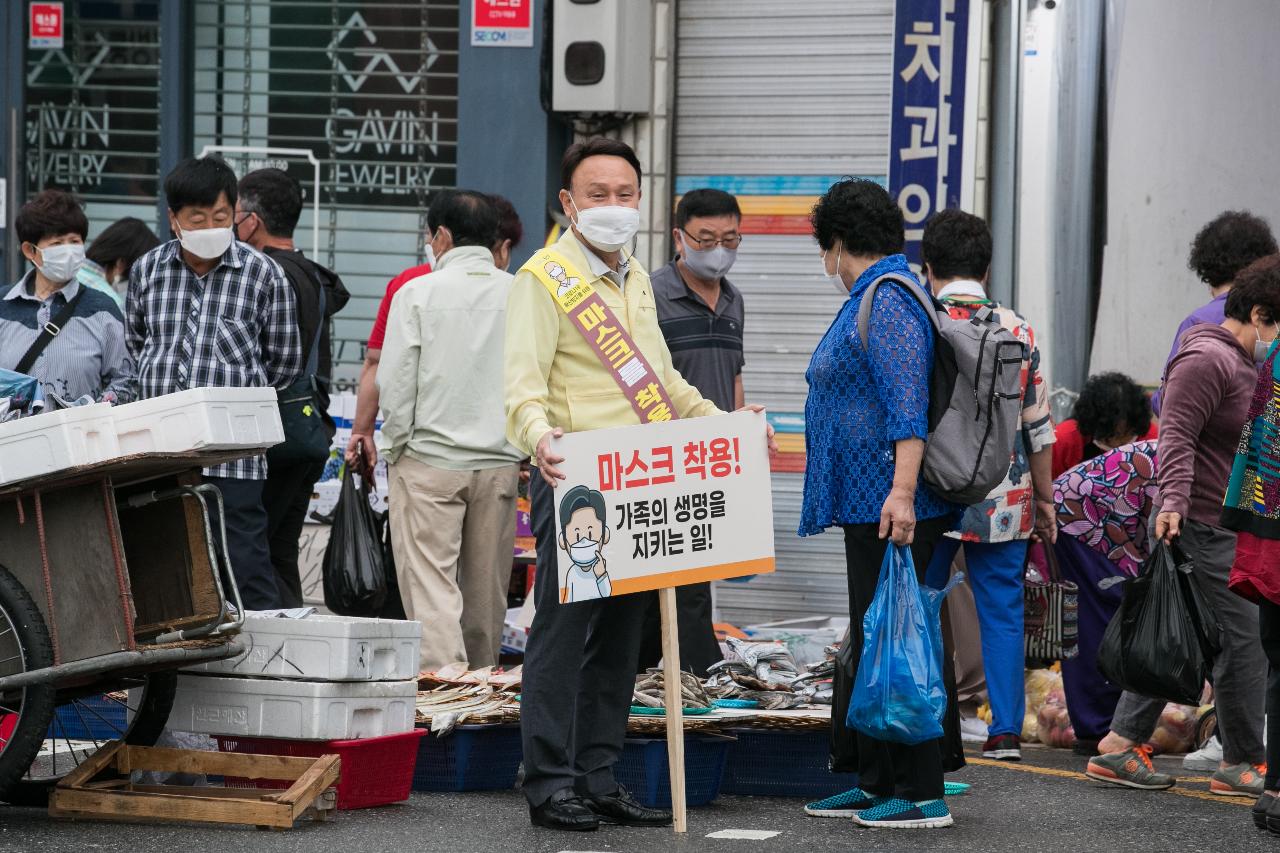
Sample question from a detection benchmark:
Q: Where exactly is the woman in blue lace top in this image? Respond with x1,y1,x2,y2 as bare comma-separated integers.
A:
800,179,959,830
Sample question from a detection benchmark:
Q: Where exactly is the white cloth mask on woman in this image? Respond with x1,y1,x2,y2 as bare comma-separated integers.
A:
823,245,847,295
36,243,86,284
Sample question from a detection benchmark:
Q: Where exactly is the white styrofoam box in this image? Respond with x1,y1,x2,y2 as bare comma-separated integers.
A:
190,613,420,681
500,606,529,654
171,674,417,740
112,387,283,455
0,403,119,486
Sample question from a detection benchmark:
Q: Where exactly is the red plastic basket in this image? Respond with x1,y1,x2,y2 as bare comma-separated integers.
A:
216,729,427,810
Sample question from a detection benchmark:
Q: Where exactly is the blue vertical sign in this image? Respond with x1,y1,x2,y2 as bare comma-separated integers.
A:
888,0,970,269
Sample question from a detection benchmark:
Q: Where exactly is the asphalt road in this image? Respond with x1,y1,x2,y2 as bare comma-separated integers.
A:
0,747,1270,852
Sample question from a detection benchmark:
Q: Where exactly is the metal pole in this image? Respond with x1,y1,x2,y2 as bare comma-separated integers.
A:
157,0,193,238
987,0,1023,307
1,2,27,284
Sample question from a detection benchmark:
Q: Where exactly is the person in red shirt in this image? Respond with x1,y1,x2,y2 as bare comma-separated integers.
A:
346,195,524,469
1051,372,1159,478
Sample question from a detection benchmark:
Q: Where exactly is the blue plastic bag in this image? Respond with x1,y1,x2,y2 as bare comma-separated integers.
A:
847,544,962,745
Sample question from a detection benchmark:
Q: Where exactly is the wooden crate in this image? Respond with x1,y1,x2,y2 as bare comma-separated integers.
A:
49,743,340,830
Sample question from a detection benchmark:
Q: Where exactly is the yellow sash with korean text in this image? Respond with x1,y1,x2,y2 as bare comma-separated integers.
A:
522,248,679,424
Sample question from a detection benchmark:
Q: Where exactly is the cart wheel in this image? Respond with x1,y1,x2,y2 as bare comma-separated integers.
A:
0,565,57,803
2,670,178,807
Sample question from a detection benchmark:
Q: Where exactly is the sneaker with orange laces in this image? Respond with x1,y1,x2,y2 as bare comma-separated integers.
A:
1210,762,1266,798
1085,746,1176,790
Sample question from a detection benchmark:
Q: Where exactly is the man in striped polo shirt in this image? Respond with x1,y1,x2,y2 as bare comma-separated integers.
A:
642,188,747,677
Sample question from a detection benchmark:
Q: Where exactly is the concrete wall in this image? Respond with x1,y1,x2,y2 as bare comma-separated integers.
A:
457,3,567,269
585,0,676,273
1089,0,1280,385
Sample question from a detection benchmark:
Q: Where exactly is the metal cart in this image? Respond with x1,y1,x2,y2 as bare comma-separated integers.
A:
0,450,258,805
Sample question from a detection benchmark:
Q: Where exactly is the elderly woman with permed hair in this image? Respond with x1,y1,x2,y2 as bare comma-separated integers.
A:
797,178,959,830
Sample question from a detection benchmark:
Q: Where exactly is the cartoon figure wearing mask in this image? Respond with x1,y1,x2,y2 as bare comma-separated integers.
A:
543,260,579,298
558,484,612,602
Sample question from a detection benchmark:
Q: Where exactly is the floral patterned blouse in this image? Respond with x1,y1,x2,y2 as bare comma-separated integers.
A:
1054,440,1159,576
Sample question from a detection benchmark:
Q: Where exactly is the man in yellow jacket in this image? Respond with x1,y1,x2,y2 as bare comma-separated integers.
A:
506,138,727,832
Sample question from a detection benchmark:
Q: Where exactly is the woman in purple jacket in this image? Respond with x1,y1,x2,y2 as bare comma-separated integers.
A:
1085,255,1280,796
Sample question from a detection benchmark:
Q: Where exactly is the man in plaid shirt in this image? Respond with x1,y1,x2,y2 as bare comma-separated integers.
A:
127,156,302,609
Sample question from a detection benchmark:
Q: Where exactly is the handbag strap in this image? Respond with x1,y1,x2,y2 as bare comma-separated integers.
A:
16,286,85,375
1040,538,1064,584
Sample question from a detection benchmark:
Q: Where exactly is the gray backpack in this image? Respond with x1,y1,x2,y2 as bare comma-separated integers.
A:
856,274,1025,505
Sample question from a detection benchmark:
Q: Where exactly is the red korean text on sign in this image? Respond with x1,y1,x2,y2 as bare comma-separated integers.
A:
597,445,678,492
30,3,62,39
683,437,741,480
473,0,532,28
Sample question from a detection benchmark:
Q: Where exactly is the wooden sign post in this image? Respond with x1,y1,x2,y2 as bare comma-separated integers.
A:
659,587,687,832
550,411,776,834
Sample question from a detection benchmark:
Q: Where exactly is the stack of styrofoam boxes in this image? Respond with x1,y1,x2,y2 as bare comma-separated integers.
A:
0,403,119,486
0,387,284,487
174,613,424,808
111,387,283,455
176,613,421,739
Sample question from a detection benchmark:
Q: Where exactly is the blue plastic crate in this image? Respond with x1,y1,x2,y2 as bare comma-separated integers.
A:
721,727,858,798
613,735,731,808
412,724,522,792
48,695,128,741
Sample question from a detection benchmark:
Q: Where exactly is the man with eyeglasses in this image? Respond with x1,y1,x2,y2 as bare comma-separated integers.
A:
637,187,747,677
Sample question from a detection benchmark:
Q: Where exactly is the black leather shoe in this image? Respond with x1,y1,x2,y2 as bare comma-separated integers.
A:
1265,791,1280,835
530,788,599,832
581,785,673,827
1253,792,1274,830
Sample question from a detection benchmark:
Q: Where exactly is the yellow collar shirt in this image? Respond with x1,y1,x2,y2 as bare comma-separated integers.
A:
504,229,723,456
377,245,525,470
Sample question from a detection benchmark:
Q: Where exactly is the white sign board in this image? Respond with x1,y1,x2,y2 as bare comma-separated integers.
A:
550,411,775,603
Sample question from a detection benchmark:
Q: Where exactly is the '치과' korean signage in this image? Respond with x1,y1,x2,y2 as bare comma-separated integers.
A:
888,0,971,267
550,412,775,603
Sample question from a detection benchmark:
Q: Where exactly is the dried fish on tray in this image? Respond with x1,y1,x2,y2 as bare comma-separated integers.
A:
415,684,519,734
633,668,711,709
419,664,523,692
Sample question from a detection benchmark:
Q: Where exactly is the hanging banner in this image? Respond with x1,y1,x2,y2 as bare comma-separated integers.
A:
888,0,971,267
472,0,534,48
550,411,775,603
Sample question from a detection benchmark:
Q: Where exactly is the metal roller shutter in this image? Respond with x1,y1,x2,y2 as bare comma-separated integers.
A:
24,1,162,238
675,0,894,626
192,0,459,387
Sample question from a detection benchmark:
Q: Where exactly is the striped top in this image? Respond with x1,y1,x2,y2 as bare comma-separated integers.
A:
0,272,135,404
651,259,744,412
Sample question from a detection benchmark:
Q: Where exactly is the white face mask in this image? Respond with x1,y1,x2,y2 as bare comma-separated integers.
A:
1255,321,1278,363
680,234,736,281
177,225,233,261
570,197,640,253
423,237,437,269
569,538,601,567
823,245,847,295
35,243,86,285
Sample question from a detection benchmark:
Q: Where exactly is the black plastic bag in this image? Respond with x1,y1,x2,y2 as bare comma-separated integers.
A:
322,466,388,616
1097,541,1220,706
374,508,407,620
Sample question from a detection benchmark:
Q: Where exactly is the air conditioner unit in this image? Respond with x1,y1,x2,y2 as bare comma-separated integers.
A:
551,0,653,114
